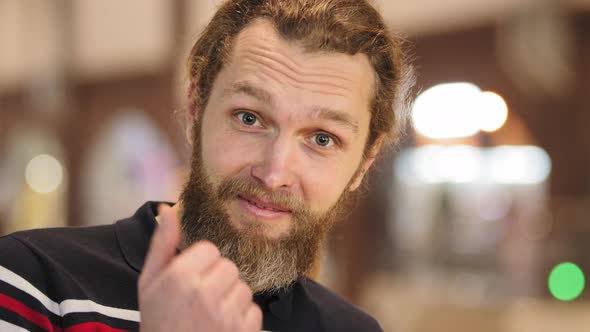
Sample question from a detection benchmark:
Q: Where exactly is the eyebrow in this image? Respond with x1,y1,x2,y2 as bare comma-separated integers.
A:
226,81,273,104
310,107,360,134
227,81,360,134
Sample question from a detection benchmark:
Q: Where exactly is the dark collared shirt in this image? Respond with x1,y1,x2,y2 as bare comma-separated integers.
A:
0,202,382,331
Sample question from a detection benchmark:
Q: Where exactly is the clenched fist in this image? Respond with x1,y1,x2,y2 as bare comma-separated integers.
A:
138,205,263,331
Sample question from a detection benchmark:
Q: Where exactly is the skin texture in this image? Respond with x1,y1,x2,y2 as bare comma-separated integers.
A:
139,20,382,331
194,20,379,239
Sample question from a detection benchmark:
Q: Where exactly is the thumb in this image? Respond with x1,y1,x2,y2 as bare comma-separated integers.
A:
139,204,181,291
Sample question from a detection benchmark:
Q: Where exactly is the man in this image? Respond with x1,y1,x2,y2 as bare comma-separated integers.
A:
0,0,414,331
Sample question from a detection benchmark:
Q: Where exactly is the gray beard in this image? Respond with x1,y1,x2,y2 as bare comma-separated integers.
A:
181,169,344,292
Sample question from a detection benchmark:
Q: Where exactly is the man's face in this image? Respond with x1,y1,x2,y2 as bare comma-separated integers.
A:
180,20,376,292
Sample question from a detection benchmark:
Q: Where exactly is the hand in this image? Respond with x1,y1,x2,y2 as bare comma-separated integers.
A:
138,204,262,332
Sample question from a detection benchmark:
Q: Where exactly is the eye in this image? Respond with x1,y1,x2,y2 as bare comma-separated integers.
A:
236,111,260,126
314,133,334,148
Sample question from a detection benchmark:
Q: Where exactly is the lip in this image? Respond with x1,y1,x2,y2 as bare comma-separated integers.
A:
239,195,291,212
237,195,291,220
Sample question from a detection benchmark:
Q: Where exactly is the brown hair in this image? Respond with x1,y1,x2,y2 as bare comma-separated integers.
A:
187,0,415,150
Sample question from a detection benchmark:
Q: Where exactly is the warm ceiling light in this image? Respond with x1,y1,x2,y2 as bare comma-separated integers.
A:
478,91,509,132
412,82,482,139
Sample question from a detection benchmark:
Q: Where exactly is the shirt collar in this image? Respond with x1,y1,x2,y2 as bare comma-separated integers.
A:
254,283,294,320
115,201,163,272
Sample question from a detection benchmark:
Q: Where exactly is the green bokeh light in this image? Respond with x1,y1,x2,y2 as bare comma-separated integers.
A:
548,262,585,301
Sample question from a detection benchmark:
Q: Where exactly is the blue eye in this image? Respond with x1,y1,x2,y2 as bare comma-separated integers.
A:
237,112,258,126
314,134,332,147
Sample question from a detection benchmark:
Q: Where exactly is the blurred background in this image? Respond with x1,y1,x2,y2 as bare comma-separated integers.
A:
1,0,590,331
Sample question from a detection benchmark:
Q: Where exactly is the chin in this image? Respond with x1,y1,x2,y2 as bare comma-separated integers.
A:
228,215,292,241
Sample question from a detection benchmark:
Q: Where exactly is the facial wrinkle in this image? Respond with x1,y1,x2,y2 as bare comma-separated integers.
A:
240,53,353,95
234,41,369,95
250,45,359,84
240,54,358,98
233,21,373,101
236,30,364,87
235,20,371,84
243,50,357,97
247,46,356,84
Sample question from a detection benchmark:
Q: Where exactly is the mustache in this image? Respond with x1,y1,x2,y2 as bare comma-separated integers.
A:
216,177,310,218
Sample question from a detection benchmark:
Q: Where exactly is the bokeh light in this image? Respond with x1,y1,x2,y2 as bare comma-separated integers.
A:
413,145,482,183
548,262,585,301
488,146,551,184
478,91,509,132
412,82,482,139
398,145,551,185
25,154,64,194
412,83,510,139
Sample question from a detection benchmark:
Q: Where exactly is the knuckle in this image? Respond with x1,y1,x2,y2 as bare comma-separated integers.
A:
220,258,239,278
166,265,185,285
161,266,192,296
195,240,221,258
252,304,263,319
229,315,243,332
253,308,263,328
188,276,204,296
190,280,212,310
238,281,253,300
244,304,263,331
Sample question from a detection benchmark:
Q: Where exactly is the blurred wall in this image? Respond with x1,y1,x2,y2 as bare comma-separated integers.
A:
2,1,590,331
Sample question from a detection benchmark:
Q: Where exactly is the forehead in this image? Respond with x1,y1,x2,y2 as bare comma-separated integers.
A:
215,19,375,123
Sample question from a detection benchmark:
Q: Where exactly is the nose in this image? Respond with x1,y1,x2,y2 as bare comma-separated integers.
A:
250,135,297,191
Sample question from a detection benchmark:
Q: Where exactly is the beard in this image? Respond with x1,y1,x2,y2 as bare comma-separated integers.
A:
179,120,358,293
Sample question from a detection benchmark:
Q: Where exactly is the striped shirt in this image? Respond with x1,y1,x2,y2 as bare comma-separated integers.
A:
0,202,382,332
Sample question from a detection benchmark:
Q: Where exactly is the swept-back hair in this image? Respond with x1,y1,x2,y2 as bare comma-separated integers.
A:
187,0,415,150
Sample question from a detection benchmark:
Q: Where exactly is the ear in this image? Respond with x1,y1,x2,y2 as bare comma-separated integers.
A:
348,136,384,191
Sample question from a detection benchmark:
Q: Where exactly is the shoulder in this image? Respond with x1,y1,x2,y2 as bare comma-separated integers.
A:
0,224,123,296
0,225,141,331
5,224,119,261
299,278,383,332
0,234,44,280
0,201,159,284
0,224,119,286
10,223,116,245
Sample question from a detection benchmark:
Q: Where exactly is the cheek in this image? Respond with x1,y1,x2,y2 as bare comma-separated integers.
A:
299,158,359,212
202,132,242,178
299,139,366,212
200,119,260,180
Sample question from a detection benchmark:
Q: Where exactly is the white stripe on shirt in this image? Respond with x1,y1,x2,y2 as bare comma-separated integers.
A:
0,265,140,322
0,320,30,332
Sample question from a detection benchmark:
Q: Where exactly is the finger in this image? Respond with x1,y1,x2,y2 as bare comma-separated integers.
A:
221,281,253,316
240,303,263,332
139,204,181,290
172,240,222,277
200,257,240,299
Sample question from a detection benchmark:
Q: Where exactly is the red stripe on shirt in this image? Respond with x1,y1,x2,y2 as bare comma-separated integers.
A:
64,322,129,332
0,292,60,331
